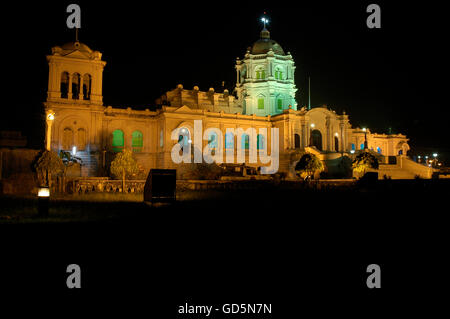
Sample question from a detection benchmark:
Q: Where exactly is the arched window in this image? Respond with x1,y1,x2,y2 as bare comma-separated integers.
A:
351,143,356,151
360,143,365,150
132,131,143,153
275,67,283,80
225,132,234,150
77,128,86,151
83,74,92,100
277,99,283,111
178,127,190,152
334,136,339,152
257,98,265,110
112,130,124,153
294,134,301,149
60,72,69,99
257,134,265,150
208,131,218,151
62,128,74,150
255,67,266,79
72,73,81,99
377,147,382,154
310,130,322,151
241,134,250,150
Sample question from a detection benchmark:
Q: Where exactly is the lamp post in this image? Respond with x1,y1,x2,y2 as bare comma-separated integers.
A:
37,186,50,217
362,128,368,150
45,111,55,151
433,153,438,168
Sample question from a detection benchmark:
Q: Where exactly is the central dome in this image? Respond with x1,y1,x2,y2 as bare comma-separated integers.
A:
250,28,285,55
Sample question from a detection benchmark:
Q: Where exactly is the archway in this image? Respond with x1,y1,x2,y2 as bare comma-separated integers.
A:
310,130,322,151
294,134,301,149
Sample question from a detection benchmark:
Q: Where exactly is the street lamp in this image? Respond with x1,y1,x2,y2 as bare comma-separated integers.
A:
46,110,55,151
362,128,368,150
37,186,50,217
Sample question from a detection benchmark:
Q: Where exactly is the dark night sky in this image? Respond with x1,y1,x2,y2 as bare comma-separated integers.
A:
1,1,449,158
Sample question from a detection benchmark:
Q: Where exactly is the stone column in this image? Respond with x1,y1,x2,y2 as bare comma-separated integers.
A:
79,76,84,100
68,74,73,99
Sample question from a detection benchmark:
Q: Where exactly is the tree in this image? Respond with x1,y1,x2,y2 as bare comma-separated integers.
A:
295,153,324,180
110,149,140,191
34,150,65,187
352,151,379,176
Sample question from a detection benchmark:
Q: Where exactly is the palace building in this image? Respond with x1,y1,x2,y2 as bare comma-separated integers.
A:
43,26,412,178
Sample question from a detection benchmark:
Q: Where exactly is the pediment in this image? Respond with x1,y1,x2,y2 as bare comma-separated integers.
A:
174,105,194,113
62,50,92,60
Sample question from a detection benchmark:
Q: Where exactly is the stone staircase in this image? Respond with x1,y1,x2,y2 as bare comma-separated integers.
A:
377,163,417,179
76,151,99,177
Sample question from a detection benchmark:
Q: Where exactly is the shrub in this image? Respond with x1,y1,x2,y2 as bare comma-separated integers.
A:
295,153,324,179
352,151,379,175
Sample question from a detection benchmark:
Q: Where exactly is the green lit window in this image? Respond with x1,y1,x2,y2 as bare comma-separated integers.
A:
225,132,234,150
256,71,261,79
261,70,265,79
112,130,124,153
277,99,283,110
257,134,265,150
208,132,217,151
258,98,264,110
241,134,250,149
279,71,283,80
132,131,143,153
275,71,279,79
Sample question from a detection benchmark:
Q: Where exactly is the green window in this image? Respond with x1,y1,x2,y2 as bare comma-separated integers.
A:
258,98,265,110
225,132,234,150
132,131,143,153
257,134,265,150
277,99,283,110
242,134,249,150
256,71,261,79
275,71,279,79
112,130,124,153
279,71,283,80
208,132,217,150
261,70,265,79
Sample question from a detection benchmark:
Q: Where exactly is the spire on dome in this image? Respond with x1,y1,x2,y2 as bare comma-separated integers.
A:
260,13,270,39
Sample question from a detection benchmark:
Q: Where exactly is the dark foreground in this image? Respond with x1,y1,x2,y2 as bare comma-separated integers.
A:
0,179,448,316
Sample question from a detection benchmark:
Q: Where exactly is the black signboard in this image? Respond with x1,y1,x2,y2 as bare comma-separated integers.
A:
144,169,176,203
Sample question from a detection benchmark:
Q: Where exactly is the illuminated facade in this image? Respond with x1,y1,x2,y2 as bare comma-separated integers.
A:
44,27,411,177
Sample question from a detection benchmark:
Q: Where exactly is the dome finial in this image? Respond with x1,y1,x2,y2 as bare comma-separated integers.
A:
260,12,270,38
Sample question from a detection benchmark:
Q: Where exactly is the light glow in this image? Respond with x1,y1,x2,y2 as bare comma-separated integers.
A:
310,123,315,128
47,113,55,121
72,146,77,155
38,187,50,197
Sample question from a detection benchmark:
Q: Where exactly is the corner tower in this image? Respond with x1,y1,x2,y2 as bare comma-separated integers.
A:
46,41,106,105
235,26,297,116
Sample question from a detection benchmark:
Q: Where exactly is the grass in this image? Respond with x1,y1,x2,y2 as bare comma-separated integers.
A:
1,178,449,224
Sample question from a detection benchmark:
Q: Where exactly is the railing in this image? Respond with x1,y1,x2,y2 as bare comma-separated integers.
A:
72,178,145,194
